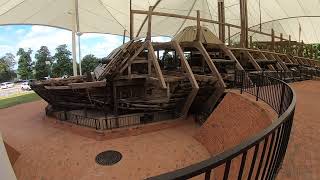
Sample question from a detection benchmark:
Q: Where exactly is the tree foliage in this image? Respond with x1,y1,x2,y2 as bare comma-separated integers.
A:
34,46,52,80
52,44,73,77
17,48,33,80
0,53,16,82
81,54,100,74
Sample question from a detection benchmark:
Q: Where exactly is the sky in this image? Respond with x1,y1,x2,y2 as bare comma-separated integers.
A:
0,25,171,69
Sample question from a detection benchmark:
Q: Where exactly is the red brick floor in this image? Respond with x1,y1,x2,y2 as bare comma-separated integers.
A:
278,80,320,180
0,101,210,180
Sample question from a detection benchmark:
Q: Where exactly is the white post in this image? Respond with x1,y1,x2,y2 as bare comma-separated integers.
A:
78,33,82,75
72,30,77,76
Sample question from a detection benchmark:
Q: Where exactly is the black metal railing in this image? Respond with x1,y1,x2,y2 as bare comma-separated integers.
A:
148,71,296,180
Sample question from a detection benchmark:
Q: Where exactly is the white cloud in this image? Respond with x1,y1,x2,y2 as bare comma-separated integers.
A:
17,26,72,54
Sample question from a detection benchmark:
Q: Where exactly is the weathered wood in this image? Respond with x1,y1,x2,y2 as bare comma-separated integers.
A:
69,81,106,89
196,10,201,41
120,42,147,73
244,50,262,71
218,0,225,42
240,0,248,48
171,40,199,89
147,41,167,89
146,6,153,41
218,44,244,70
194,41,226,87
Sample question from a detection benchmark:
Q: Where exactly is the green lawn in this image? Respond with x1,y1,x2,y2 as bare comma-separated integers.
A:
0,93,41,109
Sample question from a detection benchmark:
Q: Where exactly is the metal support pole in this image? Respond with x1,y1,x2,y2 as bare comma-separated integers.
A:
72,30,78,76
77,33,82,76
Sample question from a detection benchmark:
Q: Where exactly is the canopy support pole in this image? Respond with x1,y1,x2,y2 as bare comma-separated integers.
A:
196,10,201,41
218,0,225,43
78,33,82,75
129,0,132,40
71,0,80,76
72,31,78,76
240,0,248,48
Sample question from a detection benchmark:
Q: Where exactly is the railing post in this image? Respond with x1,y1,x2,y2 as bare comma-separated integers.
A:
279,83,286,116
240,71,244,94
256,74,260,101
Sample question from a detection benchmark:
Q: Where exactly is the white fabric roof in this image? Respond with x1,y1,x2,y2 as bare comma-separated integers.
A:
0,0,319,43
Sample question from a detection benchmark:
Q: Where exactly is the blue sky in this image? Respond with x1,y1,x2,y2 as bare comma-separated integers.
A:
0,25,171,69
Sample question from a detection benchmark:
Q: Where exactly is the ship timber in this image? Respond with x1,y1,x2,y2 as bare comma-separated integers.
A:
30,26,244,124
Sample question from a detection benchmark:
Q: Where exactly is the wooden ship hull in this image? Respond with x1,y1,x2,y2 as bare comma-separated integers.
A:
30,25,320,127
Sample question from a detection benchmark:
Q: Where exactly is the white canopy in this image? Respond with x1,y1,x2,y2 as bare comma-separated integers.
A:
0,0,319,43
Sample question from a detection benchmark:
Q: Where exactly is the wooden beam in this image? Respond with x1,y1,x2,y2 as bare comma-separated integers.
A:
271,29,275,51
218,0,225,42
228,25,231,46
274,54,289,71
194,41,226,87
171,40,199,89
196,10,201,41
130,0,133,40
131,9,288,40
120,42,147,73
147,41,167,89
240,0,248,48
244,50,262,71
218,44,244,70
146,6,153,41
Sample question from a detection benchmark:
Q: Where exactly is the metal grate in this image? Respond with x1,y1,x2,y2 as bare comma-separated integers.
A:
95,150,122,166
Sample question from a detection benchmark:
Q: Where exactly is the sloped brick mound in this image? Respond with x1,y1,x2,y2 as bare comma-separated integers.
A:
4,141,20,166
194,92,273,179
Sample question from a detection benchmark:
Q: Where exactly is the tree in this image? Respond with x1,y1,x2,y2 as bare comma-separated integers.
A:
0,53,16,82
52,44,72,77
17,48,33,80
81,54,100,74
34,46,51,80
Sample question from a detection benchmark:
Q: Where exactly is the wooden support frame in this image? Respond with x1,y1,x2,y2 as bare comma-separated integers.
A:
147,41,167,89
273,54,289,71
194,41,226,87
171,41,199,89
244,50,262,71
146,6,153,41
131,9,288,41
171,40,199,117
218,44,244,70
120,42,148,73
196,10,201,41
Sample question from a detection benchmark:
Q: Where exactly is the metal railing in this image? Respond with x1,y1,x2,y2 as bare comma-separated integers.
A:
148,71,296,180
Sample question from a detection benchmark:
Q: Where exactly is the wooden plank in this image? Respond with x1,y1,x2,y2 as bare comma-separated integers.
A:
146,6,153,41
274,54,289,71
244,50,262,71
268,54,284,70
171,40,199,89
120,42,147,73
257,50,276,70
218,44,244,70
69,81,106,89
44,86,70,90
196,10,201,41
147,41,167,89
194,41,226,87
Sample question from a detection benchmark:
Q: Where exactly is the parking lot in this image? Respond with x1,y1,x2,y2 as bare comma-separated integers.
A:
0,84,33,99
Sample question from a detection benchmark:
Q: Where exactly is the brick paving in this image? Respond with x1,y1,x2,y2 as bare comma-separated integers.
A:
278,80,320,180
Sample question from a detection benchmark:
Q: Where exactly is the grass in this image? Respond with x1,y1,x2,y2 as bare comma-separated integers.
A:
0,93,41,109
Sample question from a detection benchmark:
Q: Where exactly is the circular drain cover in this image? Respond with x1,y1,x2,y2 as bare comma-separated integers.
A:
95,150,122,166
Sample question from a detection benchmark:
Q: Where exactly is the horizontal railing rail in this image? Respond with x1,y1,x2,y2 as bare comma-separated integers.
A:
148,71,296,180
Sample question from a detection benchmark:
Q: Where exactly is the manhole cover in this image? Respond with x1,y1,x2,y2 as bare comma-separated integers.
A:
95,150,122,166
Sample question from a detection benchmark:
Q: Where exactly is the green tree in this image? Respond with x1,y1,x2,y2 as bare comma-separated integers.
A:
17,48,33,80
34,46,52,80
81,54,100,74
0,53,16,82
52,44,72,77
